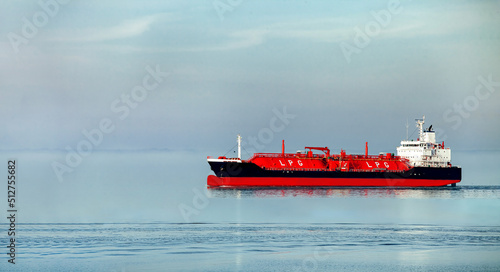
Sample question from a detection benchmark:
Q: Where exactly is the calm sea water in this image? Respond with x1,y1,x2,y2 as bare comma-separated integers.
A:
0,152,499,271
3,220,500,271
0,186,498,272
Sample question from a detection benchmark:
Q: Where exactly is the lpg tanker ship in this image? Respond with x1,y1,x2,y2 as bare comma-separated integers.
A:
207,117,461,188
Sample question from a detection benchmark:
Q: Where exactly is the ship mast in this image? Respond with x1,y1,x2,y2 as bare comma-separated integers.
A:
237,134,242,159
416,116,425,141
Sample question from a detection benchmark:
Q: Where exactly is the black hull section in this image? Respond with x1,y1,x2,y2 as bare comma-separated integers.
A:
208,161,462,181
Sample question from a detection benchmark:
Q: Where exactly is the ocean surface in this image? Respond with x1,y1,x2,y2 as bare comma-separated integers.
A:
1,186,499,271
0,151,499,271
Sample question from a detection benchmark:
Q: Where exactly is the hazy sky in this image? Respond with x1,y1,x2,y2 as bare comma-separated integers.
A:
0,1,499,225
1,0,499,154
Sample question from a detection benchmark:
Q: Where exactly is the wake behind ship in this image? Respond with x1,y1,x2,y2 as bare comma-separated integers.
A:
207,117,461,188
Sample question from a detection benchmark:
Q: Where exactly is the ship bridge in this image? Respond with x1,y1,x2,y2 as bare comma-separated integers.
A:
396,116,451,168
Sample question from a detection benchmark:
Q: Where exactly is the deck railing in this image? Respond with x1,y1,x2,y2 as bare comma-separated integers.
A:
248,153,408,162
263,167,406,173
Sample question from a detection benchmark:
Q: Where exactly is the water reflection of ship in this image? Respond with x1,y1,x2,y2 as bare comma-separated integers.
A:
207,187,459,199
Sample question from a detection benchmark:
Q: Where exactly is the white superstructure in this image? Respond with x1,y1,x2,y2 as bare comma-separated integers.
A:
396,116,451,168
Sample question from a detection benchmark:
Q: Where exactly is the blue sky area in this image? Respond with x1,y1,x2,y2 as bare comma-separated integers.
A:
1,0,499,153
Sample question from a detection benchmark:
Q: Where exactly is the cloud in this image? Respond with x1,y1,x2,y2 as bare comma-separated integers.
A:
46,14,163,43
168,19,349,52
85,16,156,42
176,2,499,52
175,29,269,52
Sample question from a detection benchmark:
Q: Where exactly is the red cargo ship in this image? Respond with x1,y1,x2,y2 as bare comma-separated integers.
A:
207,117,461,188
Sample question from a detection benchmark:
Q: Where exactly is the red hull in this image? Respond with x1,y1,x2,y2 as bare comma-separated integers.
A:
207,175,459,188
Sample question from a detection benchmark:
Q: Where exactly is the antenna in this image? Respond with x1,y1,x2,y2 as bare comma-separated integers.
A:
415,115,425,141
